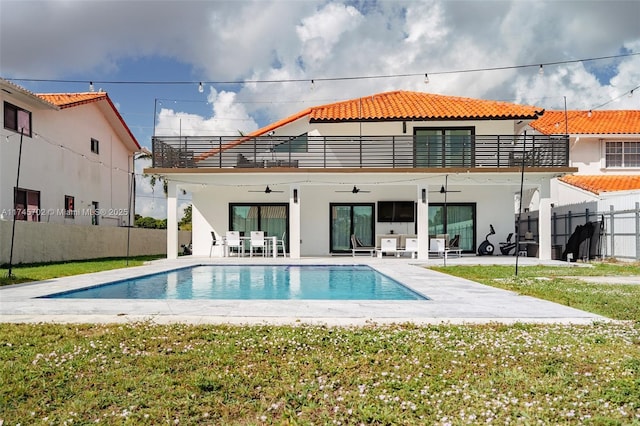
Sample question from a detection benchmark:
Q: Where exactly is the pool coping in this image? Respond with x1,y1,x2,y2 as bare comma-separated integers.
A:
0,256,609,326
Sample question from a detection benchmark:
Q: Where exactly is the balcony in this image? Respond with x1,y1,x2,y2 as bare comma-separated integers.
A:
151,134,569,170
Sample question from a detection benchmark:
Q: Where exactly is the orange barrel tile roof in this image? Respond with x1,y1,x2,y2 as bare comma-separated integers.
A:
37,92,140,149
531,110,640,135
307,90,543,122
37,92,110,109
560,175,640,194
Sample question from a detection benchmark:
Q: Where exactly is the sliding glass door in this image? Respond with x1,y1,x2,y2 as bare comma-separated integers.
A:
415,128,474,167
330,203,375,253
229,204,288,250
428,203,476,252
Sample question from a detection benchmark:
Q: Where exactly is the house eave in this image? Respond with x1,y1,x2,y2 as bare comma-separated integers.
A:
144,166,578,176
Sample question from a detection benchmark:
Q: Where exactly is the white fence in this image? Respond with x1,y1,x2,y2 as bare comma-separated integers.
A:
0,220,191,265
518,202,639,261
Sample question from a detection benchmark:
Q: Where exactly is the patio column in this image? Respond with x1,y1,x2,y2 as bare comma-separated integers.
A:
417,184,429,260
538,181,552,260
166,180,179,259
290,185,301,258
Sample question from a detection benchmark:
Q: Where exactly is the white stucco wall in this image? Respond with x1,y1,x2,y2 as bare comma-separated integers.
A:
1,94,134,228
0,220,191,264
189,179,524,257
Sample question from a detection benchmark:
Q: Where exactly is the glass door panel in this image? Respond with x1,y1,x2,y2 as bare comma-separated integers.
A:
330,204,374,253
428,203,475,252
331,206,352,252
230,204,288,251
445,129,472,167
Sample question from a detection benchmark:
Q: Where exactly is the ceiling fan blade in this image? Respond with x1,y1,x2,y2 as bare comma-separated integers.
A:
248,185,284,193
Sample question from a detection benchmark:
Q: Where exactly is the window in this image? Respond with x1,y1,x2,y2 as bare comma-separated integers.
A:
229,203,289,249
91,201,99,225
606,141,640,168
429,203,476,252
14,188,40,222
91,138,99,154
273,133,308,153
4,102,32,137
65,195,75,218
330,203,375,253
415,127,474,167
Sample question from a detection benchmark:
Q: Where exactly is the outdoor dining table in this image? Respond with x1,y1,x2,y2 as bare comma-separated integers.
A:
224,235,278,258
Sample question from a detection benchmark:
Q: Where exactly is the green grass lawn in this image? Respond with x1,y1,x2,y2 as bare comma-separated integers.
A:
0,255,163,287
431,261,640,321
1,260,639,424
1,322,639,424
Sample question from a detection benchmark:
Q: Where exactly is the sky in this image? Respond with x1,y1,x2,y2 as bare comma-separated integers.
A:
1,0,639,219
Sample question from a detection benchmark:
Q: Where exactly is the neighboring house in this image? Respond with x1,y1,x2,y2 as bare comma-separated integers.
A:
1,78,140,227
529,110,640,207
147,90,574,260
528,110,640,260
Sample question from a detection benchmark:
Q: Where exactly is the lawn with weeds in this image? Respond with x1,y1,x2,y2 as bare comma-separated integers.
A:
431,262,640,321
1,322,639,424
0,256,163,287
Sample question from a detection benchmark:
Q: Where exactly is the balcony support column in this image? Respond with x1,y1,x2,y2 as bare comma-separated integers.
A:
417,185,429,260
166,181,179,259
538,181,552,260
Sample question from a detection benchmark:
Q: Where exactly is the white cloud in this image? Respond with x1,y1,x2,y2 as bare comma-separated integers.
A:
155,88,258,136
2,0,638,218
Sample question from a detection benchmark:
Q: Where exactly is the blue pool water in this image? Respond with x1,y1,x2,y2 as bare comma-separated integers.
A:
43,265,426,300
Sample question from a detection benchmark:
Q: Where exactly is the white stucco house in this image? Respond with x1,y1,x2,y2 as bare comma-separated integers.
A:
529,109,640,208
1,78,141,263
147,90,575,260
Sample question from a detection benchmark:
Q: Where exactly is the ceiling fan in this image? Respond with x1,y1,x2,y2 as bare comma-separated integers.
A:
336,185,370,194
248,185,283,194
429,175,461,194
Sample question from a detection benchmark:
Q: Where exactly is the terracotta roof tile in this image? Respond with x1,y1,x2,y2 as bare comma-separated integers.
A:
195,90,544,162
308,90,543,122
36,92,140,149
531,110,640,135
37,92,108,109
560,175,640,194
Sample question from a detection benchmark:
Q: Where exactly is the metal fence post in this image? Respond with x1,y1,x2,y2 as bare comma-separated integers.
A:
635,202,640,260
610,205,615,258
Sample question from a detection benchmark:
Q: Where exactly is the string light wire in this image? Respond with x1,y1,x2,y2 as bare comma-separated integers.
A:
5,52,638,87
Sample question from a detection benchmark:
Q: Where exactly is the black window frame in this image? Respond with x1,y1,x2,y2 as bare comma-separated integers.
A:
414,126,475,168
3,102,32,137
228,203,289,248
64,195,75,219
14,187,40,222
91,138,100,154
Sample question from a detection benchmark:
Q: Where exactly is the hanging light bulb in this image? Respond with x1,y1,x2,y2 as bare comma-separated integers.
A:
424,73,429,84
587,110,592,118
198,82,204,93
89,81,94,92
629,89,634,98
538,65,544,75
310,79,315,91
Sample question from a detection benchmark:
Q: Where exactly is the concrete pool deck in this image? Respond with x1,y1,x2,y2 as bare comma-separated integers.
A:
0,255,609,326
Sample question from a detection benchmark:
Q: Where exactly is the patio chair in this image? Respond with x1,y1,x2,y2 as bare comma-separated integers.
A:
350,234,375,257
275,231,287,257
249,231,267,257
377,237,399,258
404,238,418,259
445,235,462,258
429,237,446,258
209,231,225,257
225,231,243,257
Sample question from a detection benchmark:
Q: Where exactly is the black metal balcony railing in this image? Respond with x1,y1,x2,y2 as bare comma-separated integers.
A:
151,134,569,169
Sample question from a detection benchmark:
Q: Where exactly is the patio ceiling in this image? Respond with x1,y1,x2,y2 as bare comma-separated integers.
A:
146,168,575,194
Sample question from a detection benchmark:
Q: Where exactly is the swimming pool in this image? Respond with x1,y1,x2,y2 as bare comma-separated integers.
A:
43,265,427,300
